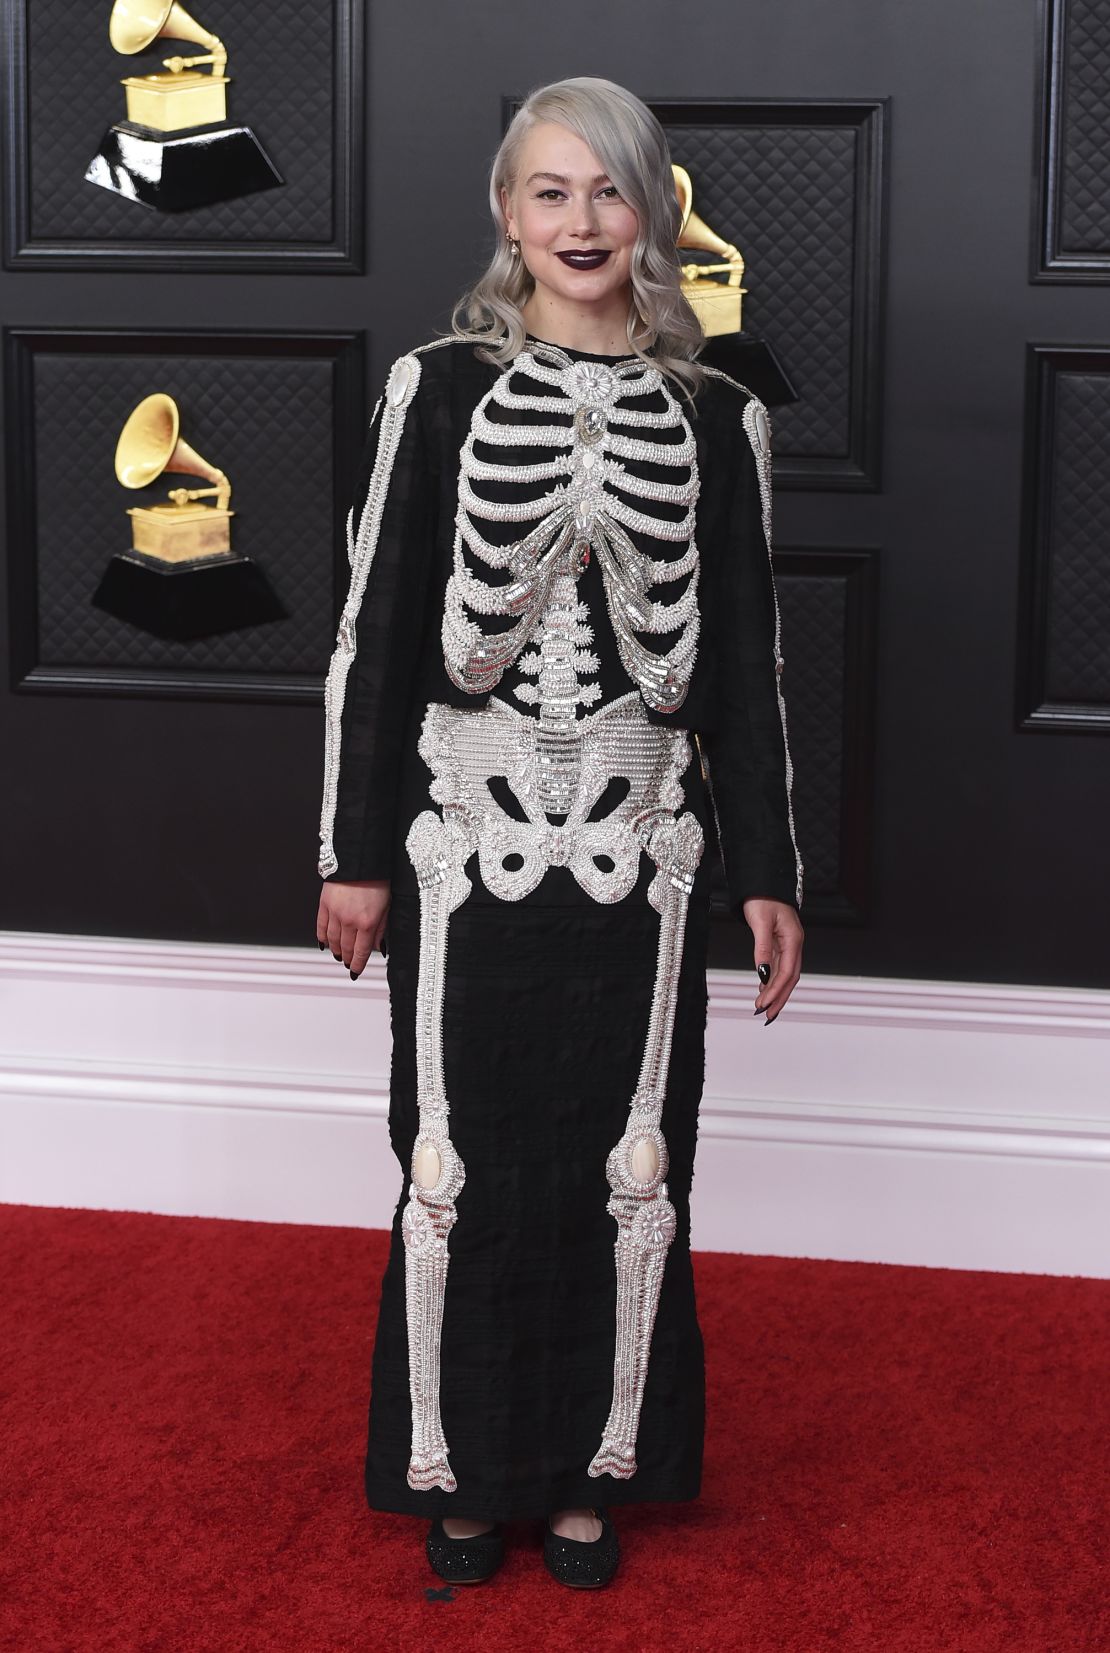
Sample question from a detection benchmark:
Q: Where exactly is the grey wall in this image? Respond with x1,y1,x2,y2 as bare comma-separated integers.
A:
2,0,1108,987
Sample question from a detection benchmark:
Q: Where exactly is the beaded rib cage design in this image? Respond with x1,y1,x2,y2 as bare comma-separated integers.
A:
442,341,702,718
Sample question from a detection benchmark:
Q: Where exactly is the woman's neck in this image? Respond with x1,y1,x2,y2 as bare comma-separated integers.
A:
519,291,633,356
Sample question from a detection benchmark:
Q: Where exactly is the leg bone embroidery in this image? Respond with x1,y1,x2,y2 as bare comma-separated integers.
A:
402,809,473,1493
403,693,699,1492
589,809,704,1480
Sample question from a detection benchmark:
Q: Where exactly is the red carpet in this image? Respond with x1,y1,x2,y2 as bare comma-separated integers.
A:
0,1205,1106,1652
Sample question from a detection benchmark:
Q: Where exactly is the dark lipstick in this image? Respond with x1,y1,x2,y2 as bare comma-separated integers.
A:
555,249,611,270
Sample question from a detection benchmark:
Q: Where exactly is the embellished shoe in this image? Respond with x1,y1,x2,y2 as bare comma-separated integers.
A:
425,1517,504,1584
543,1506,620,1588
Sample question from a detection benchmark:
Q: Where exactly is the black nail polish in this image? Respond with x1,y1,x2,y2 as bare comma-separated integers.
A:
318,941,326,950
332,953,341,962
350,969,357,980
756,962,771,984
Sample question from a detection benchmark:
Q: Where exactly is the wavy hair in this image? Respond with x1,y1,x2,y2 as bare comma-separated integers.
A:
443,76,708,403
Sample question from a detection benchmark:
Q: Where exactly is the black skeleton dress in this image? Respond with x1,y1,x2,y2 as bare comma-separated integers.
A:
317,330,803,1522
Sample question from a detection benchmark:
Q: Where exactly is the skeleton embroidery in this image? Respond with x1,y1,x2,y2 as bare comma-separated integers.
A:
397,342,711,1493
442,341,701,719
401,693,704,1493
318,340,790,1495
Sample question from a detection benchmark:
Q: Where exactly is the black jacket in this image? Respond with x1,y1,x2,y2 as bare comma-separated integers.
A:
319,334,804,915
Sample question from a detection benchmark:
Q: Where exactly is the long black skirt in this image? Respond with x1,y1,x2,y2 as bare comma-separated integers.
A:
364,733,713,1523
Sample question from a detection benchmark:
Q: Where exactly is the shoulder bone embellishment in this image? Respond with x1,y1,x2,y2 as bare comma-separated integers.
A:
441,342,701,715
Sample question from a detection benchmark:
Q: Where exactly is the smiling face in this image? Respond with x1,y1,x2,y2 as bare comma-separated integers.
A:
500,120,640,324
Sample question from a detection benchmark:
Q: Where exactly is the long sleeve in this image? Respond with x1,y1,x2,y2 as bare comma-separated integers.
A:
698,389,804,914
318,351,437,880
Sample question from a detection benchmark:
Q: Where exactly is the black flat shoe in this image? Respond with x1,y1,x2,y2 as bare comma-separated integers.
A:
543,1506,620,1588
425,1517,504,1584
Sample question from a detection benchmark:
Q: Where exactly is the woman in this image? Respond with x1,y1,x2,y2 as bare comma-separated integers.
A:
315,75,804,1589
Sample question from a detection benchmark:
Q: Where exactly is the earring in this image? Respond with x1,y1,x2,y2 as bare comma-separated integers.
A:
506,231,520,256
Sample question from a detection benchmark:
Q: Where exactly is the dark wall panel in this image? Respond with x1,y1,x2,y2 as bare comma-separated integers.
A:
1033,0,1110,280
6,328,362,698
1017,345,1110,729
704,548,878,929
3,0,363,269
775,549,878,924
654,102,887,489
1,0,1108,988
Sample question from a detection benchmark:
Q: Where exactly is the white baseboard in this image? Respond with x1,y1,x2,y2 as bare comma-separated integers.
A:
1,930,1107,1277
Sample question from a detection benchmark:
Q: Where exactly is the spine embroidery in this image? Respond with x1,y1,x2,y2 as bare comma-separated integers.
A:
317,350,423,879
513,572,600,814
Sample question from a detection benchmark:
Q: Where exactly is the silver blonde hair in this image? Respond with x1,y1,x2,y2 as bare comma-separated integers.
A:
444,76,708,403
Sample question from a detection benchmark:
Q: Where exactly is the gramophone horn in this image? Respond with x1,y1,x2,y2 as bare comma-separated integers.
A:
672,164,695,233
108,0,221,57
114,392,223,490
671,164,742,264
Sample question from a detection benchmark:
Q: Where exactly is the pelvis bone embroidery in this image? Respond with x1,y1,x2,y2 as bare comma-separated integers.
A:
399,692,705,1493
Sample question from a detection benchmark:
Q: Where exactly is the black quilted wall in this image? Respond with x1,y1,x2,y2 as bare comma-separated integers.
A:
5,0,359,266
658,107,882,487
783,574,846,896
705,548,876,926
1035,0,1110,277
1018,347,1110,724
1042,370,1110,704
775,552,877,922
28,345,338,679
1,0,1108,988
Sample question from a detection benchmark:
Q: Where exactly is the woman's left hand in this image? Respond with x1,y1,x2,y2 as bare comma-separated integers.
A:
742,897,804,1024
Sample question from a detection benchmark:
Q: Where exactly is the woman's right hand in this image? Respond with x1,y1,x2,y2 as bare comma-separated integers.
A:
316,878,391,979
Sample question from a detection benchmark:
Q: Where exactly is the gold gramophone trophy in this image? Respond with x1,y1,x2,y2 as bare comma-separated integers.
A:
91,392,286,640
672,164,747,337
85,0,282,212
672,162,797,407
